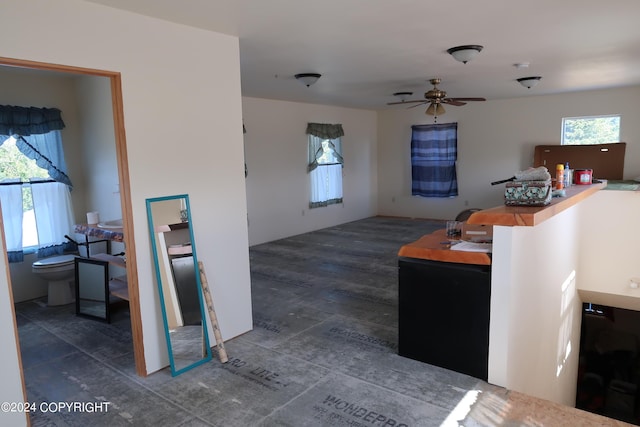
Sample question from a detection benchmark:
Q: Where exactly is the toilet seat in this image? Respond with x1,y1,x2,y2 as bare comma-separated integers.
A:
32,254,76,270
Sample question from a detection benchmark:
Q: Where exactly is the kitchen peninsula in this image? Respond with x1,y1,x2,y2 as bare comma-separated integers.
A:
399,182,609,407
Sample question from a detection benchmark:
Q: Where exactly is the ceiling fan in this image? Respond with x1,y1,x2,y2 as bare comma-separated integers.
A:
388,78,486,116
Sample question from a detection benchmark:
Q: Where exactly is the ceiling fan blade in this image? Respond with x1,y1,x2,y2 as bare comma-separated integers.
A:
443,99,466,106
408,102,427,109
448,97,486,102
387,100,428,106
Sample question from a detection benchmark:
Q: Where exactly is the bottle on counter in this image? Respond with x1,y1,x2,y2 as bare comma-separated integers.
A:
556,163,564,190
564,162,572,187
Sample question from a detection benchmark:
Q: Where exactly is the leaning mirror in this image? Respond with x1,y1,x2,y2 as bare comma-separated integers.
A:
146,194,212,376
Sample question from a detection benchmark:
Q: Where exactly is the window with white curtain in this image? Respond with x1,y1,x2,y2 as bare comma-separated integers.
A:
1,134,75,259
0,136,49,247
309,136,343,208
0,105,75,261
306,122,344,209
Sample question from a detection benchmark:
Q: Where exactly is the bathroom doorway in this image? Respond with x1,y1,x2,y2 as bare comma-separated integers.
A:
0,57,146,378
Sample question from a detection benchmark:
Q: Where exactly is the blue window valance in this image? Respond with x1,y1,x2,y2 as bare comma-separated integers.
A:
0,105,65,136
0,105,71,188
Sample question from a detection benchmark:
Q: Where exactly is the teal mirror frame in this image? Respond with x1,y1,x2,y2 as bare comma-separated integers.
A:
146,194,212,376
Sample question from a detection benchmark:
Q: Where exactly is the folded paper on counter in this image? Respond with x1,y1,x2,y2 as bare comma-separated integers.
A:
450,241,492,253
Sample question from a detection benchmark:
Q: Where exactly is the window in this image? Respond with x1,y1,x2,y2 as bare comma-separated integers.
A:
306,123,344,209
561,115,620,145
410,123,458,198
0,135,49,247
308,136,343,208
0,104,74,262
1,135,75,260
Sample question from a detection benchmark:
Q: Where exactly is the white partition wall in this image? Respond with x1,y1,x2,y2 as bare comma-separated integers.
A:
489,204,583,405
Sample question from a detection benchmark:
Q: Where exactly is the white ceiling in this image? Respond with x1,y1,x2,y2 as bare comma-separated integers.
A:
85,0,640,110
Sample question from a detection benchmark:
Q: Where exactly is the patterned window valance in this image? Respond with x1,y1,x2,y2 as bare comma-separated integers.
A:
0,105,65,136
306,123,344,140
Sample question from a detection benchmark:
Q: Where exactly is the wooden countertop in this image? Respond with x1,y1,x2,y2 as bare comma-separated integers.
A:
398,228,492,266
467,181,606,227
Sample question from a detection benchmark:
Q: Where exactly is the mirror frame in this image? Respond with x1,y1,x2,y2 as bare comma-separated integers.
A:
146,194,212,376
75,257,111,322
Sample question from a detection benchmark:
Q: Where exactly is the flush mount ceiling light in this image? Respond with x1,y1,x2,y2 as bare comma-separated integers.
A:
517,76,542,89
393,91,413,102
447,45,483,64
295,73,321,87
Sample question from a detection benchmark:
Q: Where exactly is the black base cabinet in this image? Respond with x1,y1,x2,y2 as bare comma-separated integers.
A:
398,257,491,380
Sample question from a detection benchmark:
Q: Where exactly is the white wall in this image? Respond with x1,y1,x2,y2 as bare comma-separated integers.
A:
1,1,250,418
489,206,583,406
242,97,378,246
578,190,640,309
377,86,640,220
76,75,122,224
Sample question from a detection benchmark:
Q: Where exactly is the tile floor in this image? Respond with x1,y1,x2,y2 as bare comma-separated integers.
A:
14,217,633,426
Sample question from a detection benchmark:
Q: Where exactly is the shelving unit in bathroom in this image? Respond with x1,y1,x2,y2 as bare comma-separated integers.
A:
91,253,129,302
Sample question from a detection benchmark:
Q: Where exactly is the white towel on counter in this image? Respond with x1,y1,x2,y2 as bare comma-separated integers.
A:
514,166,551,182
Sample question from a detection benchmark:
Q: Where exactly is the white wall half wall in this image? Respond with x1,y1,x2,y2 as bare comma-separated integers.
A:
377,86,640,221
2,0,251,397
489,204,583,406
242,97,378,246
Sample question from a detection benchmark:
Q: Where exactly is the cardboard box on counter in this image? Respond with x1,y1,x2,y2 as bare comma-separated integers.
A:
461,223,493,242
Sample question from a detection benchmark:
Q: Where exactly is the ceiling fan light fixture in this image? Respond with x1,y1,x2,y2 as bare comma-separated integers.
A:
393,91,413,102
295,73,321,87
517,76,542,89
447,45,483,64
426,103,445,116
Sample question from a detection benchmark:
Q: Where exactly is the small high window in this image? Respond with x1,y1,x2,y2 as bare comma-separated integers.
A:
561,115,620,145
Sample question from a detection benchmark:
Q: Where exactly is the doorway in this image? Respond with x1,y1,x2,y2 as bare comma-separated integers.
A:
0,57,146,381
577,302,640,424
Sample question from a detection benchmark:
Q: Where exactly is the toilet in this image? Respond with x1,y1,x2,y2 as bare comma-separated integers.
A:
32,254,77,306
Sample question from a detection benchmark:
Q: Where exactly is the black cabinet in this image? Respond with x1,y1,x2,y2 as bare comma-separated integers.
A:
398,257,491,380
